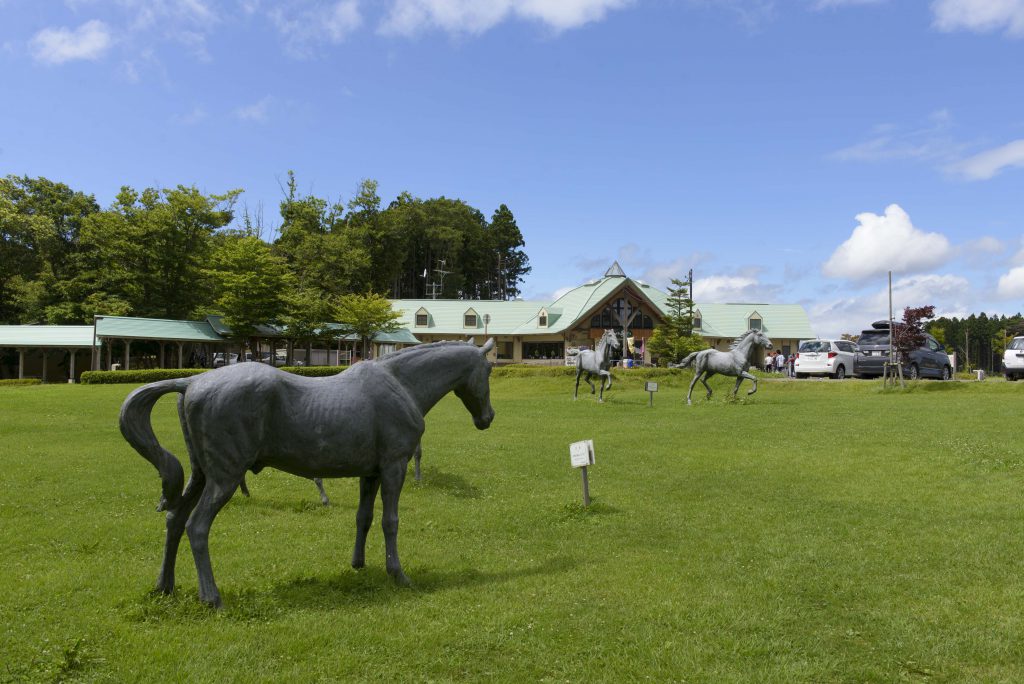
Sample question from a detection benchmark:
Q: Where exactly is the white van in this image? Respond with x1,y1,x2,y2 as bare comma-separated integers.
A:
1003,337,1024,380
794,339,858,379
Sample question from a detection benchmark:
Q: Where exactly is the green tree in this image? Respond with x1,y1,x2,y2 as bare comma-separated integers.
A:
206,235,293,356
487,204,531,299
648,278,706,365
335,292,401,359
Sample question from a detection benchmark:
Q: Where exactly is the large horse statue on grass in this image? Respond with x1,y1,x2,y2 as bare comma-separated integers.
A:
573,328,621,402
670,329,773,405
120,339,495,608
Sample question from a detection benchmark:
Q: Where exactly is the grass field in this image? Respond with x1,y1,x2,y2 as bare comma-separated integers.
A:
3,372,1024,682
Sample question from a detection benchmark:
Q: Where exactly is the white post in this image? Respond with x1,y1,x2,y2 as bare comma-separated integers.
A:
18,348,25,379
68,349,76,383
124,340,131,371
177,342,184,369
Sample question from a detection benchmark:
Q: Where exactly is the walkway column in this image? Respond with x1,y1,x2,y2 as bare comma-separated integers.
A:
159,342,165,368
124,339,132,371
18,348,25,380
105,341,112,371
41,350,48,384
68,349,76,384
177,342,184,369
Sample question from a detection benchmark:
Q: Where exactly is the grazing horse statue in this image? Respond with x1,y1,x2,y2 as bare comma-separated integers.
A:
670,329,773,405
120,339,495,608
574,329,621,402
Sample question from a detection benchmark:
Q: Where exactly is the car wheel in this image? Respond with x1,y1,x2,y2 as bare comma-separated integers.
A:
941,365,951,381
796,373,808,379
908,363,919,380
834,365,846,380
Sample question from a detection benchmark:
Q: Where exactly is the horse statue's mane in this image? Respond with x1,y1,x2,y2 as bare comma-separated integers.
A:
728,330,758,351
378,340,477,362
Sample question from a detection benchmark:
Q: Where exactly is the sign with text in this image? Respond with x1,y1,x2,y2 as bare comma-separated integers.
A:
645,381,659,392
569,439,595,468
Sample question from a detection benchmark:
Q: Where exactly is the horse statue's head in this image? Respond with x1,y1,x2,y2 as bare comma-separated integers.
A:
748,329,773,350
455,338,496,430
601,328,621,350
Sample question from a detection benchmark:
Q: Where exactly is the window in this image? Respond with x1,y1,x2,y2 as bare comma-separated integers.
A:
538,314,547,327
693,316,702,330
749,318,762,331
799,340,830,353
464,313,477,328
415,310,428,327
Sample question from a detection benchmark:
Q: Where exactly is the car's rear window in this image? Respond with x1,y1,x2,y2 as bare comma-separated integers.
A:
1010,338,1024,351
858,331,889,346
799,341,830,352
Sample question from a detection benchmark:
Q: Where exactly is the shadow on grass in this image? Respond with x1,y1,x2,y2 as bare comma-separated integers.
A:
557,499,621,523
230,494,336,515
122,557,576,621
271,555,576,610
416,469,482,499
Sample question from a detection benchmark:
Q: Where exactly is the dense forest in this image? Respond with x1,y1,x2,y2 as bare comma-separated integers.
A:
0,173,531,327
927,313,1024,373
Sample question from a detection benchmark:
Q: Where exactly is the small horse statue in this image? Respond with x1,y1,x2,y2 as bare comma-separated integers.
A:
120,339,495,608
670,329,773,405
574,329,621,402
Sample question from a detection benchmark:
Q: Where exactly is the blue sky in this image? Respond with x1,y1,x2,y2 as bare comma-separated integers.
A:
2,0,1023,336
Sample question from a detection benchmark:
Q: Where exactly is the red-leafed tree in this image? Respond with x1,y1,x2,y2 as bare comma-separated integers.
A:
892,305,936,362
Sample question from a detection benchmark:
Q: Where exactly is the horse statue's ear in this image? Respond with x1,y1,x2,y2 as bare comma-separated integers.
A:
481,338,495,354
466,336,475,344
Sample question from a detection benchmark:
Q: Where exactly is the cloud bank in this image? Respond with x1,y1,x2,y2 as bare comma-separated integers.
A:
379,0,633,36
31,19,112,64
932,0,1024,37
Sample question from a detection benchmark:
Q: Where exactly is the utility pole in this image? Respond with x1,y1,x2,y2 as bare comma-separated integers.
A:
687,268,694,336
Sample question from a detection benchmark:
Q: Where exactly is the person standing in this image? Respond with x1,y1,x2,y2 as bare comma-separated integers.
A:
775,350,786,375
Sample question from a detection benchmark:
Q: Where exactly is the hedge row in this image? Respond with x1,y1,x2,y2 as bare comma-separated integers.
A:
80,368,209,384
0,378,43,386
80,365,351,384
490,365,685,378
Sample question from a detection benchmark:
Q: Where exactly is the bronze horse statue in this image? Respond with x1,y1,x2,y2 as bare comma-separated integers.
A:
671,329,772,404
573,329,621,402
121,340,495,607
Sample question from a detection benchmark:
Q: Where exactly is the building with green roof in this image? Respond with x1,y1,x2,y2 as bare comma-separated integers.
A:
392,262,815,365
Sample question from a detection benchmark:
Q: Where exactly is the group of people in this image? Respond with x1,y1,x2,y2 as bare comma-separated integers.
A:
763,350,795,377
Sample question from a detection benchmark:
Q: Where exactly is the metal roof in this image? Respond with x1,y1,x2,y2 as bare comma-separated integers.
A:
392,267,816,340
95,316,226,342
0,325,99,348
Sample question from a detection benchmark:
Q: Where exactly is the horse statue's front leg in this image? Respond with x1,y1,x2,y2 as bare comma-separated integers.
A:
313,478,329,506
351,476,380,569
598,370,610,402
574,367,583,400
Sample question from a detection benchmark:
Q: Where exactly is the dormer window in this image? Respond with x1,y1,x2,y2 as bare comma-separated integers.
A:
693,309,702,330
415,307,429,327
538,308,548,328
748,311,763,331
464,308,478,328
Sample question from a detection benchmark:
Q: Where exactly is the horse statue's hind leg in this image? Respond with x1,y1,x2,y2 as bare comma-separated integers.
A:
379,459,412,586
351,476,380,569
574,365,584,400
413,443,423,482
598,370,611,402
701,371,715,400
686,371,701,405
314,478,329,505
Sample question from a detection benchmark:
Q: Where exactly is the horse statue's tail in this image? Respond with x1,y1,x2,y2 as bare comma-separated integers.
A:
119,377,193,509
670,351,701,369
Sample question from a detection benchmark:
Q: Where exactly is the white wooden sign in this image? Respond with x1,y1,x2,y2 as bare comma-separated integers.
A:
569,439,595,468
645,381,659,392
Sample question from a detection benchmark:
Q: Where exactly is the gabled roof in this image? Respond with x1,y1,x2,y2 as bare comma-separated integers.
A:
0,325,99,348
391,299,544,335
95,316,226,342
686,303,814,340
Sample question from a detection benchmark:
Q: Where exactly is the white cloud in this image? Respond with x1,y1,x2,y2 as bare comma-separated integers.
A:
997,266,1024,298
270,0,362,56
812,0,885,9
831,110,964,164
949,139,1024,180
234,96,272,121
822,204,954,281
31,19,112,64
808,273,971,337
174,105,207,125
693,274,780,303
379,0,632,36
932,0,1024,37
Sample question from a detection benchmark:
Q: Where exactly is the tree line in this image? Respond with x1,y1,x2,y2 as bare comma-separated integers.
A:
0,173,531,341
927,312,1024,373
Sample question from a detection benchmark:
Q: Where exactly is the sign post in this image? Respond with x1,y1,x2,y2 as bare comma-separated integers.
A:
645,380,658,407
569,439,595,506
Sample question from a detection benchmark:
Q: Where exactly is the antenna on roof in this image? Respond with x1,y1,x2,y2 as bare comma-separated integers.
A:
425,259,451,299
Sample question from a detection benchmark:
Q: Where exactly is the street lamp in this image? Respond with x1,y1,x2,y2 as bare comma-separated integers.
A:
483,313,491,339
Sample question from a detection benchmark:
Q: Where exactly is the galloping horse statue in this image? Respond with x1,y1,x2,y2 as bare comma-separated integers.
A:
573,328,621,402
670,329,773,405
120,339,495,608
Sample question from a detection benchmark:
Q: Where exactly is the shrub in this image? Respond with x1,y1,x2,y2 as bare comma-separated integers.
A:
80,369,209,384
279,365,348,377
0,378,43,386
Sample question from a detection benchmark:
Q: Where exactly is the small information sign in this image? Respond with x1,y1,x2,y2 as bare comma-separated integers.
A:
645,381,659,392
569,439,595,468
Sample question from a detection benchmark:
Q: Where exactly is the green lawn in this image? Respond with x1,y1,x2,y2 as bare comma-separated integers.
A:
2,374,1024,682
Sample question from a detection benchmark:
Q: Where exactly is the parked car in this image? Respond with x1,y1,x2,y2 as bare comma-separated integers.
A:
855,321,952,380
794,339,858,379
213,352,253,368
1002,336,1024,380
